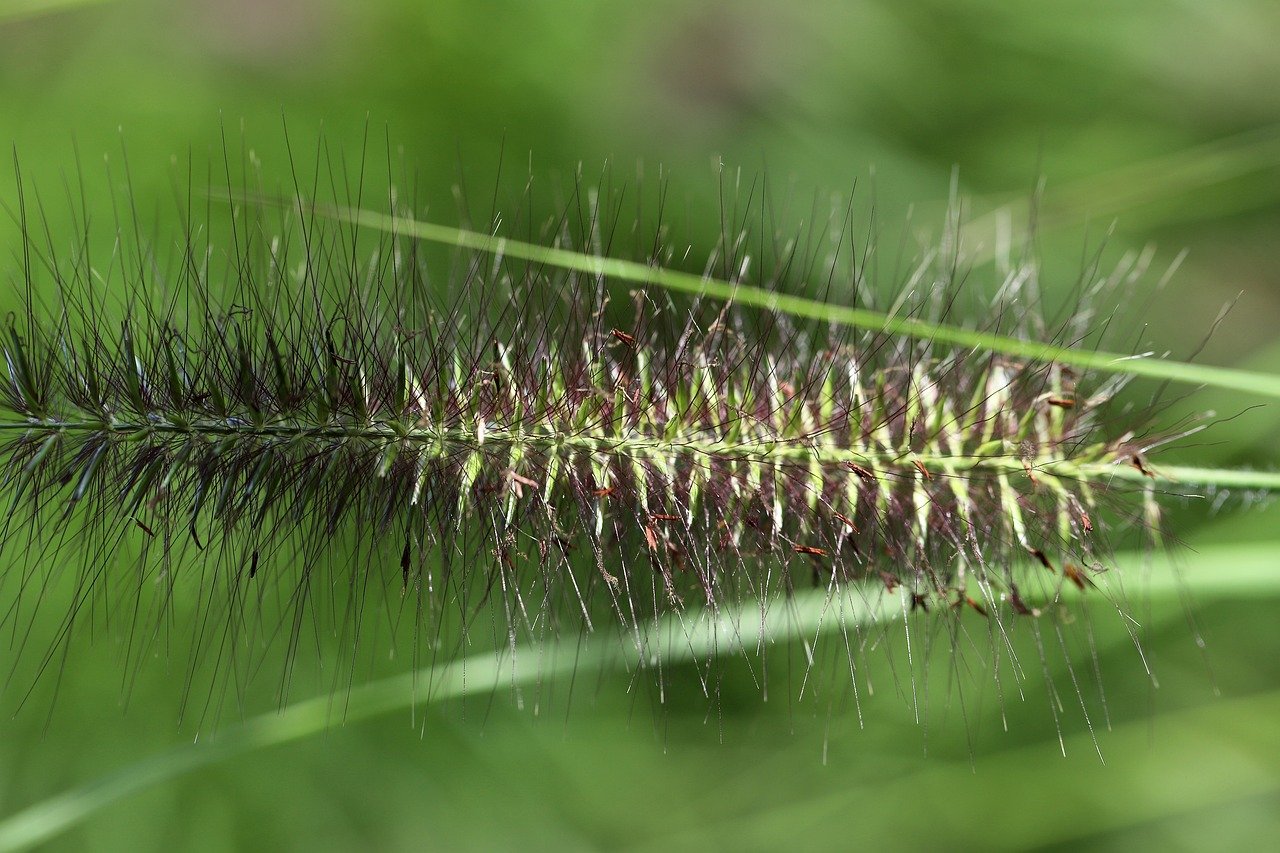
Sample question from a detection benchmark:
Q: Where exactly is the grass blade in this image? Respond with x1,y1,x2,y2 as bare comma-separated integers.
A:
318,204,1280,400
3,541,1279,852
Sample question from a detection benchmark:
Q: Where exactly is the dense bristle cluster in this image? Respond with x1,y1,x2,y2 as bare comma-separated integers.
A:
0,150,1181,715
2,292,1134,614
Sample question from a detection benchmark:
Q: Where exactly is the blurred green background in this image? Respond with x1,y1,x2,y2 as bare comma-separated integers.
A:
2,0,1280,849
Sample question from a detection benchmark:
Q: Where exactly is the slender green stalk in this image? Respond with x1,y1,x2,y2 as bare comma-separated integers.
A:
5,419,1278,490
1143,464,1280,491
321,204,1280,400
3,540,1278,852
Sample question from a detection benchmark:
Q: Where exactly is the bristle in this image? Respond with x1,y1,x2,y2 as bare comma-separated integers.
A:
0,144,1197,719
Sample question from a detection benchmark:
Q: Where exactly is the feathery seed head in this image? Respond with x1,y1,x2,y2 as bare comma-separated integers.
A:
0,143,1229,721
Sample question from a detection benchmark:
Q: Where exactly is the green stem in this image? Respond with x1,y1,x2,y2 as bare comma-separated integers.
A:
319,204,1280,401
5,418,1279,490
2,541,1279,851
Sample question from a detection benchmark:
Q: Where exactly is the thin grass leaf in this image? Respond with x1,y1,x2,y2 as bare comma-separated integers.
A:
1,540,1276,853
315,202,1280,400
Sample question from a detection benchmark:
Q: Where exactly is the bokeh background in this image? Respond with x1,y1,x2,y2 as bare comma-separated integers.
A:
2,0,1280,849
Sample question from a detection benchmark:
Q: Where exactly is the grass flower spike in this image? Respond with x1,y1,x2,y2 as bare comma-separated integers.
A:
1,142,1276,719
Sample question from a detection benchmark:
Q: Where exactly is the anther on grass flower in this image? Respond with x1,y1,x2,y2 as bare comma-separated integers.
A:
0,138,1276,724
